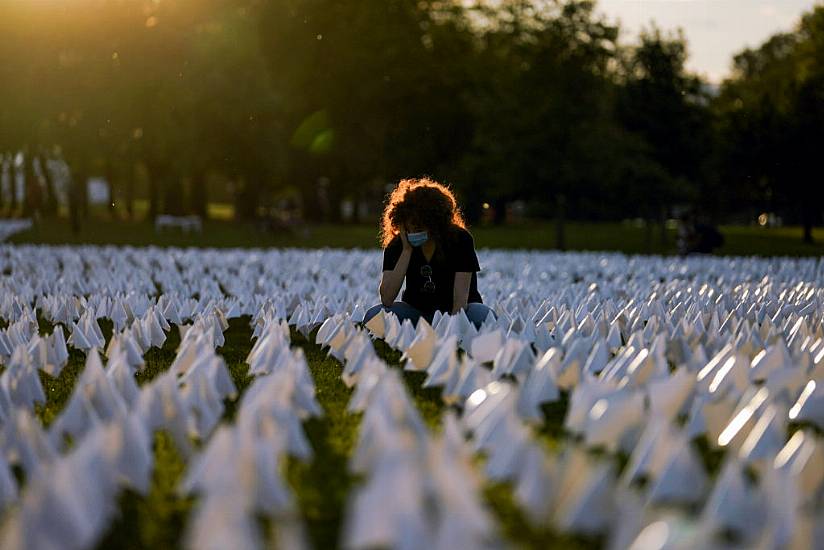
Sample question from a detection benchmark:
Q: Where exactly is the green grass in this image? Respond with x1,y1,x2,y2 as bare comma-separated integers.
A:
8,218,381,250
99,432,195,550
136,326,182,385
22,303,602,550
99,317,258,549
9,224,795,550
371,337,447,430
29,310,721,550
216,318,256,422
345,332,596,549
483,481,602,550
8,216,824,256
24,317,195,549
34,318,113,428
35,347,88,428
715,225,824,257
287,329,361,550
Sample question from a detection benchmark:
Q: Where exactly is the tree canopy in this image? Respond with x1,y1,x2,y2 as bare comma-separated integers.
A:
1,0,821,241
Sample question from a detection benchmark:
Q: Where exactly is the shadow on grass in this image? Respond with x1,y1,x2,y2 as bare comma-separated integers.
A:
97,432,195,550
288,328,362,550
369,331,599,550
484,479,603,550
34,318,109,427
371,334,446,430
217,316,255,422
97,315,256,549
135,324,181,385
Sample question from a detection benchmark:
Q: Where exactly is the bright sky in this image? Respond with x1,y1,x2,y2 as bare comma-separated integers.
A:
596,0,820,83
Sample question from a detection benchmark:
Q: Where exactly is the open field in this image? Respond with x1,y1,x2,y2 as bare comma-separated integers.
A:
7,217,824,256
30,320,587,550
0,246,609,549
0,243,822,550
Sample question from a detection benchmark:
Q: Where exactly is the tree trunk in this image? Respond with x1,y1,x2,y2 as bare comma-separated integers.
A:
39,153,59,217
163,177,185,216
190,171,208,219
326,179,343,224
0,154,6,213
299,181,320,223
555,193,566,251
492,197,507,225
799,192,816,243
9,154,18,214
147,165,160,221
659,204,668,247
22,150,38,217
68,172,83,234
461,190,482,225
802,218,814,244
105,160,117,219
234,176,261,221
78,172,89,220
125,163,135,220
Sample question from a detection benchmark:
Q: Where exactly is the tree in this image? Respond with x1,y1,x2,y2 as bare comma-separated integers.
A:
259,0,477,222
458,0,621,247
716,5,824,242
615,25,714,245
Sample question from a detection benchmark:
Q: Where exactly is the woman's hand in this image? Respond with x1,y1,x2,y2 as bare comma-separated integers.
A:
452,272,471,314
381,230,413,306
399,229,412,251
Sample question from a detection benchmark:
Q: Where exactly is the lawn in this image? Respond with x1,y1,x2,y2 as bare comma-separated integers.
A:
29,313,589,549
6,217,820,549
8,216,824,256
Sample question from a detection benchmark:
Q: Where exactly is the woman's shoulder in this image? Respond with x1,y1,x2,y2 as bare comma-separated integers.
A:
452,225,475,245
385,233,401,249
440,225,474,254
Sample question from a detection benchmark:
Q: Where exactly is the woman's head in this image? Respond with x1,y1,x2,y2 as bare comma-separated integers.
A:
379,177,466,247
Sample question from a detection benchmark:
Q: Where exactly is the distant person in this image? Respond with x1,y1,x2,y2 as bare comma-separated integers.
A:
693,221,724,253
677,212,724,255
363,178,496,329
676,211,700,255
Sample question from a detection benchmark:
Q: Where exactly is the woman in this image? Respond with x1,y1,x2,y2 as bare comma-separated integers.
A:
363,177,496,329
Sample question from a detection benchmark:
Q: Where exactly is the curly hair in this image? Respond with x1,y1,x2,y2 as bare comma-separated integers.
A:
379,177,467,248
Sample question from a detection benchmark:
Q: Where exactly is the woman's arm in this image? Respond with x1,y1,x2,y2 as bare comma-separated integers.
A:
451,272,472,314
379,231,412,306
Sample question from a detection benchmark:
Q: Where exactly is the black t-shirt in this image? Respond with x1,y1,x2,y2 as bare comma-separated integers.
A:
382,226,483,315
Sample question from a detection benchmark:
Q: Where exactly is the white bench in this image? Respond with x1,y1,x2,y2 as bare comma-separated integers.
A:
154,215,202,233
0,218,33,241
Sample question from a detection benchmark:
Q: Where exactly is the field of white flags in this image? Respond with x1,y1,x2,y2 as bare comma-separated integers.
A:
0,243,822,550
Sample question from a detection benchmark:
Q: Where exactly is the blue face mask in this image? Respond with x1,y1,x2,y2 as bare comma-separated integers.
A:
407,230,428,247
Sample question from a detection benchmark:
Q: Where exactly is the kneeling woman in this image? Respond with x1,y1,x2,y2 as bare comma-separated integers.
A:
363,177,496,329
